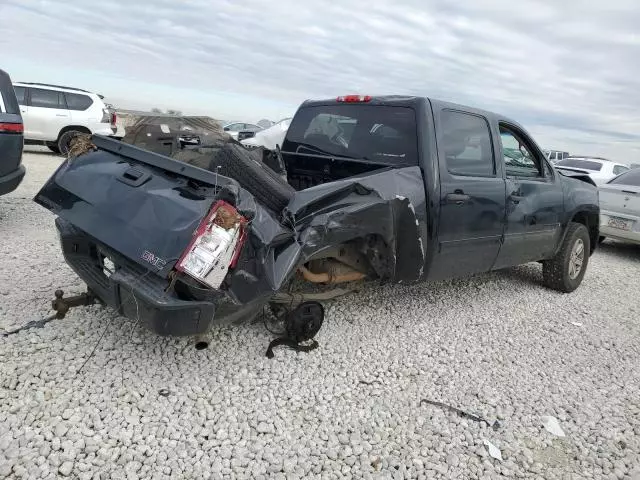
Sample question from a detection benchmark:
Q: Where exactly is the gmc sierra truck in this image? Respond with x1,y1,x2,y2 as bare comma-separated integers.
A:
35,95,599,339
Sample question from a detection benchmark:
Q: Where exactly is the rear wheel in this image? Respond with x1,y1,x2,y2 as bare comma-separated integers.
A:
47,144,61,154
542,222,590,293
57,130,84,156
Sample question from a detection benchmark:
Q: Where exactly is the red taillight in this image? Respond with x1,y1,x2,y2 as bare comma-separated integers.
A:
111,112,117,126
175,201,248,289
0,122,24,133
337,95,371,103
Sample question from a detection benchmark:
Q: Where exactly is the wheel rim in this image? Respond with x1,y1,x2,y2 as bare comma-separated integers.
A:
568,238,585,280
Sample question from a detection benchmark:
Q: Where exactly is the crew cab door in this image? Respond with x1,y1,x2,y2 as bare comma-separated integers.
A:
24,87,70,141
492,123,563,268
428,106,506,280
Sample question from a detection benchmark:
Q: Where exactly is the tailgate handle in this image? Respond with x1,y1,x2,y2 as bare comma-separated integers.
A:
117,167,151,187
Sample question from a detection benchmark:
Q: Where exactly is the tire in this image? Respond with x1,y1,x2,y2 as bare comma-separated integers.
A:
47,144,61,154
57,130,84,156
542,222,590,293
176,143,295,213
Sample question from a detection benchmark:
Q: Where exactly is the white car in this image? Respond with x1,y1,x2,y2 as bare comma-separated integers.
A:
241,118,292,150
222,122,262,141
555,157,630,185
599,169,640,245
13,82,117,155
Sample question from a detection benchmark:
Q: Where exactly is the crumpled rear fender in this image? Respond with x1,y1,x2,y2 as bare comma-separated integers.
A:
223,166,428,304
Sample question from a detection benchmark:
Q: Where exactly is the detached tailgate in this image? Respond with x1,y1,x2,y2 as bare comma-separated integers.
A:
34,136,231,274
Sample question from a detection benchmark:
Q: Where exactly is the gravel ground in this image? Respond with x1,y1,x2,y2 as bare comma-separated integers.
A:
1,149,639,480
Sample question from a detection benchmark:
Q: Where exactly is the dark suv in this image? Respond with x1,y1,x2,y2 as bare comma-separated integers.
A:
0,69,24,196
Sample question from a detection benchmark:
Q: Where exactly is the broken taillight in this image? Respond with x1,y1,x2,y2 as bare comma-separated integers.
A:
175,201,248,289
337,95,372,103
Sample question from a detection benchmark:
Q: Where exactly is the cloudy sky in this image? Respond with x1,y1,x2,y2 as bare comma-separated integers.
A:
2,0,639,162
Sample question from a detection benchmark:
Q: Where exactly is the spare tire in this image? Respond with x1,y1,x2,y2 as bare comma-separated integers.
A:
175,143,295,213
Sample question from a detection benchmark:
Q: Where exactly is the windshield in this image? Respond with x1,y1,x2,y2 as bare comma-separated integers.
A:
608,169,640,186
556,158,603,171
282,105,418,165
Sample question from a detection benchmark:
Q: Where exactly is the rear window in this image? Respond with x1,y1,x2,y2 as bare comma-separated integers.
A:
556,158,603,171
64,92,93,111
608,169,640,186
30,88,65,109
282,105,418,165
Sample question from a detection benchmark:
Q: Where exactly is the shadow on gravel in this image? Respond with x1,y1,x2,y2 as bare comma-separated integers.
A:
597,240,640,262
494,263,544,288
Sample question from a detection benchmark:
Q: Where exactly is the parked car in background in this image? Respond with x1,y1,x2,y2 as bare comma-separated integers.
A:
555,156,630,185
241,117,292,150
0,69,25,196
544,150,570,163
599,168,640,245
222,122,262,140
12,82,117,155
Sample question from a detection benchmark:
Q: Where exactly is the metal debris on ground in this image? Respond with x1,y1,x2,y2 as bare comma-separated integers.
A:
483,439,503,461
158,388,171,397
1,314,57,337
420,399,501,430
265,338,319,359
570,321,584,327
541,415,566,437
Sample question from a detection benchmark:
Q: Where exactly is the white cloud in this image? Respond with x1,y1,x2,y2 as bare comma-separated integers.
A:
1,0,639,161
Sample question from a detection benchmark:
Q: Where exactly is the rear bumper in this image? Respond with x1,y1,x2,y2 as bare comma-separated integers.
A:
0,164,25,196
600,211,640,244
55,218,265,336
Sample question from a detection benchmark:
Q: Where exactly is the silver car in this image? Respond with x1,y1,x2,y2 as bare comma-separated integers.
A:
599,169,640,244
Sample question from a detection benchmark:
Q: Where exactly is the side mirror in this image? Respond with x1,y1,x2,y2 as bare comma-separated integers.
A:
223,127,230,132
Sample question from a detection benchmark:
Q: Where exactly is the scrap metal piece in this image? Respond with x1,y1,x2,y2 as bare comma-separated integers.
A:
483,439,503,461
420,399,501,431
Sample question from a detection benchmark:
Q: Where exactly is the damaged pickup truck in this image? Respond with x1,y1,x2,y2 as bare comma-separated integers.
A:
35,95,599,344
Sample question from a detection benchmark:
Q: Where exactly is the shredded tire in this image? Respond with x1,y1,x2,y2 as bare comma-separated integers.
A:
175,143,295,213
542,222,590,293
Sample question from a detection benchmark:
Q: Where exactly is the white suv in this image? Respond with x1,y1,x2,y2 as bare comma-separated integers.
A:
13,82,117,155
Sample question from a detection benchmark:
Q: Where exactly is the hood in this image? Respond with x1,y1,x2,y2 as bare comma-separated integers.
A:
241,119,291,150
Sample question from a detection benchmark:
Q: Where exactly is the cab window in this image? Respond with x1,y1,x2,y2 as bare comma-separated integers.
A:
499,126,543,178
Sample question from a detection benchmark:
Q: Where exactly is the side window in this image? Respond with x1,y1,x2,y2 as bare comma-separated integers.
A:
13,86,26,106
441,110,494,177
499,126,542,178
30,88,64,109
64,92,93,111
613,165,629,175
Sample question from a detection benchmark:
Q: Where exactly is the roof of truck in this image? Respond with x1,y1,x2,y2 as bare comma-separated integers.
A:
300,95,525,131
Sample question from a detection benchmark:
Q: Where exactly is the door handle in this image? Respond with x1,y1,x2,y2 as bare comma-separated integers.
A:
116,167,151,187
20,109,27,113
445,193,471,205
510,195,524,204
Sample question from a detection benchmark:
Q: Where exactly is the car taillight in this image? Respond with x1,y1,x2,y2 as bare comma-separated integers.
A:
175,201,248,289
337,95,371,103
111,112,117,126
0,122,24,133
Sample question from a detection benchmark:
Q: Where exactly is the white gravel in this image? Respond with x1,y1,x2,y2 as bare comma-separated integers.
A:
1,148,640,479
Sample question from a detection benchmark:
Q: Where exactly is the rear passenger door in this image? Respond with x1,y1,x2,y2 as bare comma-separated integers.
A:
26,87,70,141
428,107,507,281
493,123,563,268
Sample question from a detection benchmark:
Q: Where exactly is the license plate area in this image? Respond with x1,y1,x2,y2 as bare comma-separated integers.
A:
607,216,632,231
